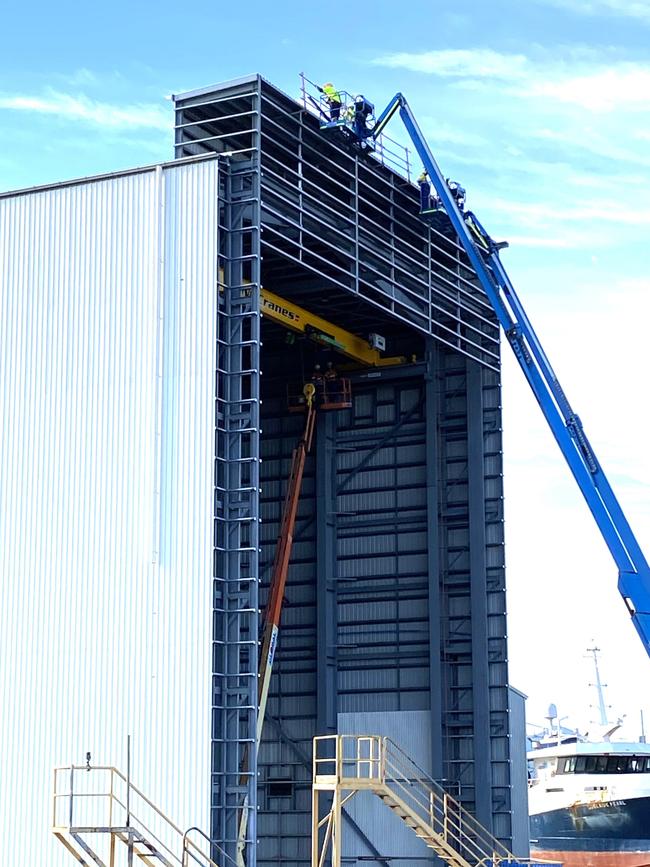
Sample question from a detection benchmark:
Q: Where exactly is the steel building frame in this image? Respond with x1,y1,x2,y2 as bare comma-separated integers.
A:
213,105,262,861
174,74,512,867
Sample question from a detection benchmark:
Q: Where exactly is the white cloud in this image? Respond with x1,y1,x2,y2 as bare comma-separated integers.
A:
538,0,650,24
529,126,650,168
372,48,650,117
417,117,490,148
531,66,650,111
0,88,169,131
372,48,529,80
505,234,576,248
63,68,100,87
489,195,650,226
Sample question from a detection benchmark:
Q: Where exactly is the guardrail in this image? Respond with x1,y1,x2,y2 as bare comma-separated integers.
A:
299,73,412,181
52,764,231,867
312,735,560,867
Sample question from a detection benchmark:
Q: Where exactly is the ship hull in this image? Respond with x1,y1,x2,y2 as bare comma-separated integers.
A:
532,850,650,867
531,795,650,867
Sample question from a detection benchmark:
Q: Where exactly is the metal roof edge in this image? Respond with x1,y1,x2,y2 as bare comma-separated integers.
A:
172,73,263,102
0,153,218,201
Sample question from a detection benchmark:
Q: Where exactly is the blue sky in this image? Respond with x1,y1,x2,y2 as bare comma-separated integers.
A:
3,0,650,734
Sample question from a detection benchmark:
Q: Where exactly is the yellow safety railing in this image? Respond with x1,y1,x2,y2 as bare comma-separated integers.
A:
52,764,230,867
312,735,560,867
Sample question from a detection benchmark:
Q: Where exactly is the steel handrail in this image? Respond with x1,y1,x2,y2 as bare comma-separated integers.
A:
312,736,563,867
54,765,187,837
313,736,522,866
298,73,412,182
53,765,218,867
108,792,180,865
382,771,486,864
384,739,513,859
182,826,229,867
383,770,508,862
383,764,491,848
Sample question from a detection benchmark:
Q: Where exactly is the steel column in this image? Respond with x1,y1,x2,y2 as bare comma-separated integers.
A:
425,342,444,781
316,411,338,737
212,134,262,866
466,359,492,832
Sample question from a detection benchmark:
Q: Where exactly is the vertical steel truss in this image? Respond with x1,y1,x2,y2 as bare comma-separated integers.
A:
213,149,262,867
433,345,510,844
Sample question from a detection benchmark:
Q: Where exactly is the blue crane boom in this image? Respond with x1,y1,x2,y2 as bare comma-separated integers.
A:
326,90,650,657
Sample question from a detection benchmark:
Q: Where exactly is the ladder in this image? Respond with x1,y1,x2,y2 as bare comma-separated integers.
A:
214,154,262,867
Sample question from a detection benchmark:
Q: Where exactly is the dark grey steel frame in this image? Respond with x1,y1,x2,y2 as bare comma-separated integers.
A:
174,74,513,867
211,85,262,867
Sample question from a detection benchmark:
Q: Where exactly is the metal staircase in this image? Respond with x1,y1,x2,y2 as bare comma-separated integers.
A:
52,764,225,867
311,735,557,867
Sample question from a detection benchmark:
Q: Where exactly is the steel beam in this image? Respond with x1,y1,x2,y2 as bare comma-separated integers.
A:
466,359,493,832
424,342,444,781
316,411,338,736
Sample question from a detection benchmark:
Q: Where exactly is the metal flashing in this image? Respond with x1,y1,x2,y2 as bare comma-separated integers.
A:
0,152,217,200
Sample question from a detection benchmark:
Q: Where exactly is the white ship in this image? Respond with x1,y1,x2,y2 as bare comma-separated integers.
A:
528,648,650,867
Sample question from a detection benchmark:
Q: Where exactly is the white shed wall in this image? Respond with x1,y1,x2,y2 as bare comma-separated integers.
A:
0,158,219,862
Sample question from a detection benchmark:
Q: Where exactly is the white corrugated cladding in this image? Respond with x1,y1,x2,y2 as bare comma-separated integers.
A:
0,157,218,862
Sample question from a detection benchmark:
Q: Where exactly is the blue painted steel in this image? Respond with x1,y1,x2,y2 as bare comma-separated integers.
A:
357,92,650,658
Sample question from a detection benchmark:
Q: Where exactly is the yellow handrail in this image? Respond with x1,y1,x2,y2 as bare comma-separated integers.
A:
312,735,550,867
52,764,219,867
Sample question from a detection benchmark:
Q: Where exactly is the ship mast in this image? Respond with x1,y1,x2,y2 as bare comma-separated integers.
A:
587,644,609,726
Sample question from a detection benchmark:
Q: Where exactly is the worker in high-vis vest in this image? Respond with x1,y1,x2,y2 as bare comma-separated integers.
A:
320,82,342,121
417,170,432,213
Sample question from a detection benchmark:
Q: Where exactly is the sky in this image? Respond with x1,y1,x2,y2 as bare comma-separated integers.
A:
3,0,650,739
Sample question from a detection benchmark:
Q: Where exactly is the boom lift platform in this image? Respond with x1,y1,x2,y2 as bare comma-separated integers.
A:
306,78,650,658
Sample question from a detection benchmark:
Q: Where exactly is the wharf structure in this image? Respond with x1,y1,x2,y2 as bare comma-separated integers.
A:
0,74,526,865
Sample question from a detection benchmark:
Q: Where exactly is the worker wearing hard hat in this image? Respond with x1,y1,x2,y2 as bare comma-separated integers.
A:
446,178,466,212
319,82,342,121
323,360,341,403
417,170,431,213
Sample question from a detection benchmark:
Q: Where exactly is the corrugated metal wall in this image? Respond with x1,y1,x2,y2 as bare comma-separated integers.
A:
0,158,218,863
338,711,433,866
508,688,530,857
335,381,431,713
256,362,510,865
